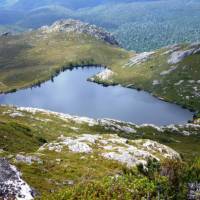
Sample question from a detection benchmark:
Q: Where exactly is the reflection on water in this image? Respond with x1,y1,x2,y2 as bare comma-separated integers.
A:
0,67,193,125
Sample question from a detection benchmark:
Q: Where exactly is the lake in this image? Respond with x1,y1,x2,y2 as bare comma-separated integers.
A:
0,67,193,125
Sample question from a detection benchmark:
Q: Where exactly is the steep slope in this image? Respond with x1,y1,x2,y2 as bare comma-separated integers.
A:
1,105,200,199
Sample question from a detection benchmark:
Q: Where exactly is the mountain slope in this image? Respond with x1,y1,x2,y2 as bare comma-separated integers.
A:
0,19,131,93
0,19,200,118
0,19,200,199
92,43,200,118
0,105,200,199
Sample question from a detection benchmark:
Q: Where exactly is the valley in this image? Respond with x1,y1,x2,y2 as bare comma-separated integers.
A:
0,67,193,125
0,1,200,199
0,19,199,120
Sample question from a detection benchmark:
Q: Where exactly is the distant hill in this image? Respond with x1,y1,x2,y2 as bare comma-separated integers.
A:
0,0,200,52
0,0,160,10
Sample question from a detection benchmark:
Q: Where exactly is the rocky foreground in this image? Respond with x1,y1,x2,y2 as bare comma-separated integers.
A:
0,105,200,198
0,158,33,200
0,18,199,198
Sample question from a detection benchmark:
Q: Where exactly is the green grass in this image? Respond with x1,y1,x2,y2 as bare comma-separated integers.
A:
92,44,200,117
120,127,200,161
1,29,200,119
0,105,127,195
0,30,131,93
0,105,200,198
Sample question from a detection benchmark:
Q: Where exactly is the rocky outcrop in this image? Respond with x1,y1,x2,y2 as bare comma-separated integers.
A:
168,49,195,64
15,154,42,165
40,19,119,46
16,107,137,133
0,158,34,200
0,32,11,37
124,51,155,67
95,69,115,81
188,182,200,200
39,134,180,168
167,43,200,64
0,105,197,137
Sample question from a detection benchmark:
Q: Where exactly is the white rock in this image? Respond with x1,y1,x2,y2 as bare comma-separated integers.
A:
70,127,79,131
102,152,140,167
34,117,52,122
40,19,118,45
59,137,92,153
103,145,114,150
17,107,98,126
0,158,34,200
47,143,63,153
168,49,195,64
160,66,177,76
77,134,101,144
16,106,138,134
188,80,195,84
10,112,24,118
182,130,191,136
166,124,179,132
142,140,180,159
99,119,136,133
37,133,180,168
125,52,154,67
162,44,181,55
96,69,114,81
152,80,160,85
140,124,164,132
15,154,41,165
174,80,184,86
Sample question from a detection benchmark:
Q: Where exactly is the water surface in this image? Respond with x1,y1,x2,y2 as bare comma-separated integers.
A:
0,67,193,125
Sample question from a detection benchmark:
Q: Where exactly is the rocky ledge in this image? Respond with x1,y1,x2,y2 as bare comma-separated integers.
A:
0,158,34,200
40,19,119,46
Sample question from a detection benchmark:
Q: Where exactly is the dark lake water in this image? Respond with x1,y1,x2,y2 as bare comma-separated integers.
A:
0,67,193,125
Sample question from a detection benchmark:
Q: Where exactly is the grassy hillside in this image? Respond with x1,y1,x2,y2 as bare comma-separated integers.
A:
0,28,131,93
92,43,200,118
0,21,200,118
0,105,200,199
0,20,200,199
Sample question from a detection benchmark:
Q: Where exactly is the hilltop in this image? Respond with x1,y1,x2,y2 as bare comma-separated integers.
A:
39,19,119,45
